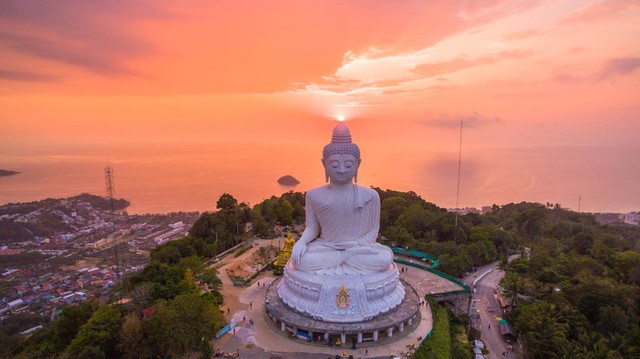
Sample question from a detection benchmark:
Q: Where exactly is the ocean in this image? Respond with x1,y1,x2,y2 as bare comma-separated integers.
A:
0,143,638,214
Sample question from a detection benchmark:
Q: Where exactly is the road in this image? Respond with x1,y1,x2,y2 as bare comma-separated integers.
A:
461,258,519,359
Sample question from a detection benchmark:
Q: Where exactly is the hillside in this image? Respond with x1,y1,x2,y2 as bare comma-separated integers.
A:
0,193,129,245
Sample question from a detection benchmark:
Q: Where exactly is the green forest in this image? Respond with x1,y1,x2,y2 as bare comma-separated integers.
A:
2,190,638,358
496,203,640,358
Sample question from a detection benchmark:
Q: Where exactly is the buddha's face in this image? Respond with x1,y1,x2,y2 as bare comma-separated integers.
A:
323,154,359,185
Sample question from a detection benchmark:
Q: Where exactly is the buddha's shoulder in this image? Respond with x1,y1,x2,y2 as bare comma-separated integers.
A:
308,186,339,201
357,186,380,203
306,186,328,197
358,186,379,197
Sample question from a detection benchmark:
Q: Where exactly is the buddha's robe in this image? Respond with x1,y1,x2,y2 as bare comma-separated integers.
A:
294,184,393,274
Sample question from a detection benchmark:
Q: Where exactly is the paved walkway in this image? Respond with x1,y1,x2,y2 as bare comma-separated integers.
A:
209,239,465,358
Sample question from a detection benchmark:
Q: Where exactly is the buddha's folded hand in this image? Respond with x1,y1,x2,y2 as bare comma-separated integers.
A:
291,242,307,264
323,240,358,250
345,246,378,256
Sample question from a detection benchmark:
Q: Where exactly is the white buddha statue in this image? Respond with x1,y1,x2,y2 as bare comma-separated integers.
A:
277,122,405,323
290,122,394,275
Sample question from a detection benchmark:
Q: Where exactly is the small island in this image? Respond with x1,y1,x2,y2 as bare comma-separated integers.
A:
0,169,20,177
277,175,300,186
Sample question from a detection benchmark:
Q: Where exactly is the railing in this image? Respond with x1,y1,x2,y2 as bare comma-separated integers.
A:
206,242,246,266
392,247,440,268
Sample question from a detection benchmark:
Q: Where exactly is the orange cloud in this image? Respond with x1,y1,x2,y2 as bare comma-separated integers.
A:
0,1,166,77
598,57,640,79
0,68,57,82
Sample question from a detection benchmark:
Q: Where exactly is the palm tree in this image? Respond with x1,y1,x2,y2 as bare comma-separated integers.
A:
501,272,524,311
524,305,569,358
574,329,611,359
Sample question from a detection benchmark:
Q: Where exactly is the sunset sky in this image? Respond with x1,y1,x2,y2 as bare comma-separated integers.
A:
1,0,639,212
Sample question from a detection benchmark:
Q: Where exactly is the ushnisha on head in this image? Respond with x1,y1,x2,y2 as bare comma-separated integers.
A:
322,122,361,183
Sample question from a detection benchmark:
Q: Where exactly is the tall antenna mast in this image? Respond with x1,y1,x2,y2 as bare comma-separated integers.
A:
104,162,119,279
105,162,115,212
454,117,463,243
455,117,464,210
578,194,582,212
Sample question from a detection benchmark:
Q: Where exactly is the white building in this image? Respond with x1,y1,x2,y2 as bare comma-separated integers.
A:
169,221,184,229
8,299,24,309
623,212,640,226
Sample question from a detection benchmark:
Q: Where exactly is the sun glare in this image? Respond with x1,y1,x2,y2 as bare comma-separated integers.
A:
337,115,345,122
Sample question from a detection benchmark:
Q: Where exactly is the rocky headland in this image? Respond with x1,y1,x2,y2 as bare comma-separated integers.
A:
0,169,20,177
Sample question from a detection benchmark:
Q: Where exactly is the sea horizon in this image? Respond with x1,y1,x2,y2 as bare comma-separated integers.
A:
1,142,638,215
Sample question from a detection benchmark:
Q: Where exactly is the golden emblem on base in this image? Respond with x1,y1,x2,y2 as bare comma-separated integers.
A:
336,283,350,309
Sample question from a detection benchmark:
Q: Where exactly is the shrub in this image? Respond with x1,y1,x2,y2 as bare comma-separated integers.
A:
415,301,451,359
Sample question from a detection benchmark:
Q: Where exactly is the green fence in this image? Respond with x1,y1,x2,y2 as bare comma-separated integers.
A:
392,247,440,268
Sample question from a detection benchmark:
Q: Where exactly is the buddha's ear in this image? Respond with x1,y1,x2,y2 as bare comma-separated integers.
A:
321,159,329,183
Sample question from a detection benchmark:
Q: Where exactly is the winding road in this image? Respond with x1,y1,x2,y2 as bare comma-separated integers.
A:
461,258,520,359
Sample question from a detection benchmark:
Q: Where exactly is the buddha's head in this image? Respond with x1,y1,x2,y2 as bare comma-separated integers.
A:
322,122,361,184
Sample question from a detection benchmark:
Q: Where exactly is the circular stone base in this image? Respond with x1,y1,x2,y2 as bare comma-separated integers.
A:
264,278,421,345
278,262,405,323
